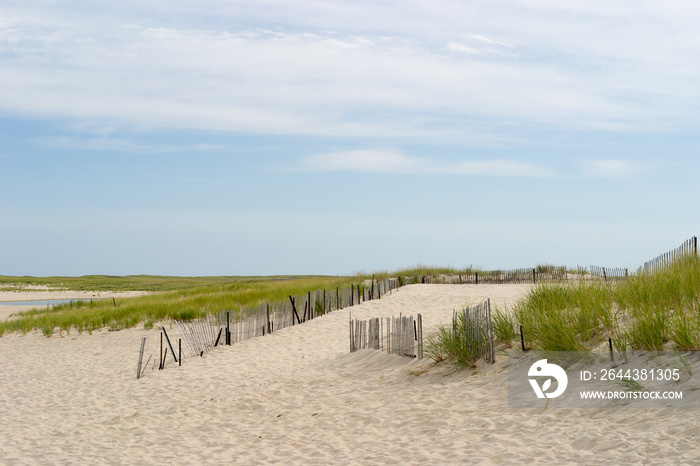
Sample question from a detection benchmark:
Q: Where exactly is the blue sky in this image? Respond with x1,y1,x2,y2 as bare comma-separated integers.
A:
2,1,700,276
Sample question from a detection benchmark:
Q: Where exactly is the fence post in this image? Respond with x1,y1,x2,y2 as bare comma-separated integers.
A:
417,314,423,359
307,291,312,319
289,296,301,325
137,337,146,379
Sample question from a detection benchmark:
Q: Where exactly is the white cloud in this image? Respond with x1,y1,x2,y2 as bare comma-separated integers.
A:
298,150,553,177
1,1,700,138
37,137,224,154
469,34,512,48
299,150,424,174
447,42,478,54
583,159,643,177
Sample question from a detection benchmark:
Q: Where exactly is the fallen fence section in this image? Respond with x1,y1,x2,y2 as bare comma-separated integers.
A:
350,314,423,359
642,236,698,275
455,299,495,364
175,316,221,358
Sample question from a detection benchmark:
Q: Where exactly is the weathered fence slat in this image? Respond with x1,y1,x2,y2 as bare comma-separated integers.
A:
454,299,495,364
642,236,698,275
349,314,423,359
137,337,146,379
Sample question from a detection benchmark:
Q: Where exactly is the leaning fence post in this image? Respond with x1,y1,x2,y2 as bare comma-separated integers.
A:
162,327,178,363
289,296,301,324
137,337,146,379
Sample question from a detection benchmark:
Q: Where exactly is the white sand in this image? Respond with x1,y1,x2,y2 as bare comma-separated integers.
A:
1,284,700,464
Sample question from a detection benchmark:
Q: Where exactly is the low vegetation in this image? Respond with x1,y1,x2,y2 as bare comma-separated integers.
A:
512,254,700,353
0,275,355,337
425,310,483,367
0,266,475,337
7,255,700,350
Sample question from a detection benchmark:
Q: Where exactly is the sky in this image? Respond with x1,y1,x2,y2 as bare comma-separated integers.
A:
2,0,700,276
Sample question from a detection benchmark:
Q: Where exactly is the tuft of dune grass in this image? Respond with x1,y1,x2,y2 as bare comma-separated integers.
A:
514,254,700,352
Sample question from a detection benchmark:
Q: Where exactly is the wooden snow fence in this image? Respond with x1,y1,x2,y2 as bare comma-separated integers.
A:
401,267,567,285
642,236,698,275
349,314,424,359
137,278,401,378
454,299,495,364
589,266,628,281
175,315,223,358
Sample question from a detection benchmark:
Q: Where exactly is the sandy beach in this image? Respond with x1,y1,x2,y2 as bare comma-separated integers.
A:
2,283,700,464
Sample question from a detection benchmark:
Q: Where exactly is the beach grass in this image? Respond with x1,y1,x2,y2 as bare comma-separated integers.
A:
0,266,479,337
515,254,700,352
425,309,484,367
492,308,517,347
0,275,363,336
0,274,331,292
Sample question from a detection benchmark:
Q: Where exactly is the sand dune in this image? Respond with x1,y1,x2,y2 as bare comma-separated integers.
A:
1,284,700,464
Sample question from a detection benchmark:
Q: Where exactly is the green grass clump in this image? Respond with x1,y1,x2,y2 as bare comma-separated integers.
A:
492,309,517,347
625,308,667,351
425,308,488,367
513,282,610,351
515,254,700,352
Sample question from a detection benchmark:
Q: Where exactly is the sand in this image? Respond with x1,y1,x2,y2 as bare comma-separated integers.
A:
1,283,700,464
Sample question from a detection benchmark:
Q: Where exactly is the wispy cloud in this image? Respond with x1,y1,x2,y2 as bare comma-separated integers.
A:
582,159,644,177
469,34,512,48
0,1,699,139
38,137,224,154
298,150,553,177
447,42,478,54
